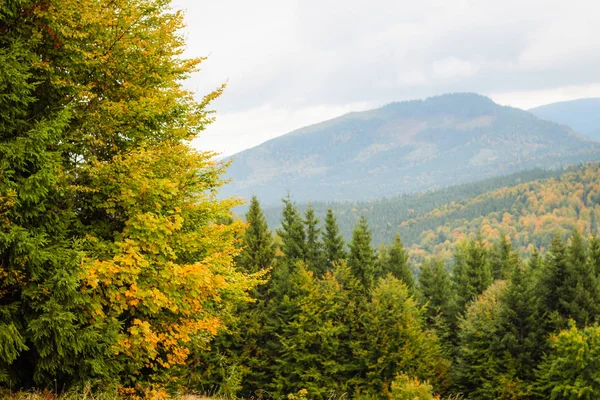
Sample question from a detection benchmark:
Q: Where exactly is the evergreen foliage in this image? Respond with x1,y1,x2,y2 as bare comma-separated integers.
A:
322,207,347,266
348,216,378,292
237,196,275,274
304,205,324,275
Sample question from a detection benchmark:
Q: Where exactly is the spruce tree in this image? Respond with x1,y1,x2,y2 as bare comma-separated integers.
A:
277,196,306,264
590,235,600,277
383,234,415,291
419,258,457,349
348,216,378,292
238,196,275,274
304,205,325,275
323,207,347,266
453,236,493,312
563,230,600,326
495,259,545,395
490,233,518,280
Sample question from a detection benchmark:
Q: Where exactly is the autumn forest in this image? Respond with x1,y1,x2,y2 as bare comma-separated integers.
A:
2,0,600,399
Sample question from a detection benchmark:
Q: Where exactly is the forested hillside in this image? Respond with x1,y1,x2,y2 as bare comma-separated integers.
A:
223,94,600,205
200,196,600,399
261,164,600,260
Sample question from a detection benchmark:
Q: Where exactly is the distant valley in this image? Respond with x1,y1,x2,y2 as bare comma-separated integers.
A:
222,93,600,206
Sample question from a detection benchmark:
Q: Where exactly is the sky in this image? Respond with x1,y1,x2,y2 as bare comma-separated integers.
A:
171,0,600,156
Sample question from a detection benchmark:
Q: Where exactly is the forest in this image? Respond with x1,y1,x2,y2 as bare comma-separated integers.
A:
196,196,600,399
2,0,600,399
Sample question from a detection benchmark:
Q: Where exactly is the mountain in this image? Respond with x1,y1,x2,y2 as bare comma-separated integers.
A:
261,163,600,260
529,98,600,141
222,93,600,206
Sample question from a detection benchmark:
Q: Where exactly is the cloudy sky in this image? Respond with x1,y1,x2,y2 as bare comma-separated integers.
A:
171,0,600,156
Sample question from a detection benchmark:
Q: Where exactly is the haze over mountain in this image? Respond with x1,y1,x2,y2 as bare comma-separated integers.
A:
529,98,600,142
222,93,600,205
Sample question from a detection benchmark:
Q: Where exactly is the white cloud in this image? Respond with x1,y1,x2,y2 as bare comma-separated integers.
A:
490,83,600,110
432,57,478,81
172,0,600,155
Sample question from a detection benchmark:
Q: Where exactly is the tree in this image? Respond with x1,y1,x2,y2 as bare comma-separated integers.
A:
0,0,257,391
453,236,493,312
455,281,508,399
357,276,449,397
382,234,415,291
322,208,346,266
536,323,600,399
237,196,275,274
304,205,324,276
277,196,306,264
348,216,378,292
418,258,457,350
490,233,519,280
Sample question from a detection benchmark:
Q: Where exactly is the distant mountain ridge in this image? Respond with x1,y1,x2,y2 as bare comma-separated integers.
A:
222,93,600,205
529,98,600,142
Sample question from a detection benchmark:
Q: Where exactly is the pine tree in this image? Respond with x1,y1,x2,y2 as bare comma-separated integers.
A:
348,216,378,292
323,207,346,266
304,204,325,275
277,196,306,264
383,234,415,291
238,196,275,274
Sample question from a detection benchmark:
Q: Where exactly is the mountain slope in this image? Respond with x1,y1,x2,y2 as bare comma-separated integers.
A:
529,98,600,141
261,164,600,260
223,93,600,205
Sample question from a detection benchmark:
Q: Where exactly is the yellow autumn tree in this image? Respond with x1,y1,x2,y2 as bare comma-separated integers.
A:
2,0,259,392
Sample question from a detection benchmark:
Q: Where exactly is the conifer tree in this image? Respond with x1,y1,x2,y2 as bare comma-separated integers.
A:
358,276,449,396
304,205,324,275
277,196,306,264
590,235,600,277
238,196,275,274
494,259,545,396
323,207,347,266
453,236,493,312
540,232,600,329
455,281,507,399
563,230,600,326
383,234,415,291
348,216,378,292
490,233,518,280
419,258,457,348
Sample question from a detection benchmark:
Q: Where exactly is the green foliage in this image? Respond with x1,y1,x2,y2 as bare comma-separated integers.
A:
536,323,600,399
277,197,306,263
237,196,275,274
322,207,346,267
453,236,493,312
304,205,325,276
390,373,437,400
381,234,415,291
348,216,378,292
357,276,449,396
